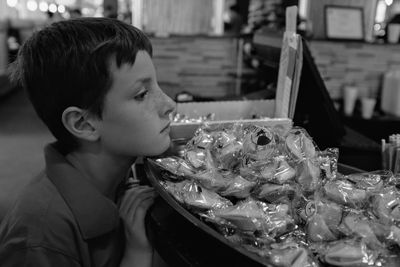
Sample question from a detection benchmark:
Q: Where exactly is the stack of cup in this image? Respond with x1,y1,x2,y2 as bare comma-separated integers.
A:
388,24,400,44
360,97,376,119
343,86,358,116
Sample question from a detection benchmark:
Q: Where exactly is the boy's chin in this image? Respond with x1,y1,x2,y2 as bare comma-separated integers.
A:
145,139,171,157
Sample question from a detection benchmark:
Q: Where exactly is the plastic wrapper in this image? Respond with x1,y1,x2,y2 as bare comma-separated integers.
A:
213,199,295,238
184,128,214,169
371,186,400,226
276,229,309,248
337,213,386,252
323,179,368,208
285,127,318,161
185,149,212,170
219,174,256,199
161,180,232,211
318,148,339,181
210,129,243,171
313,238,379,267
273,157,297,184
172,112,215,123
225,231,276,250
248,241,319,267
305,199,342,242
240,155,296,185
212,199,268,233
388,224,400,248
386,172,400,186
154,156,195,180
252,183,297,204
345,171,385,193
187,167,230,192
296,159,321,193
267,244,318,267
242,125,277,162
239,158,273,182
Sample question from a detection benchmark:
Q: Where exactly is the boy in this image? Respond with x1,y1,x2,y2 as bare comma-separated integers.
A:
0,17,176,267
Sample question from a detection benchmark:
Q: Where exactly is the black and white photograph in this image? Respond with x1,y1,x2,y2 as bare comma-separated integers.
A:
0,0,400,266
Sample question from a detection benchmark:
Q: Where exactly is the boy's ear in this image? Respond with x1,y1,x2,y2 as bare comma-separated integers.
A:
62,107,100,142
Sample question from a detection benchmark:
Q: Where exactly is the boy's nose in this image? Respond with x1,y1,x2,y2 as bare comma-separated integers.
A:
160,92,176,118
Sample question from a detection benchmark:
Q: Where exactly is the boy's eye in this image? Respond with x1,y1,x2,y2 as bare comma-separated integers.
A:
134,88,149,101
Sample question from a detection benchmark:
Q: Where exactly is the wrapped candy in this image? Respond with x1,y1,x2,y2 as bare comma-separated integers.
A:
323,179,368,208
318,148,339,180
219,174,256,199
285,127,317,161
212,199,295,237
252,183,297,204
247,241,318,267
161,180,232,211
305,199,342,242
154,156,195,180
210,130,243,171
338,213,385,252
371,186,400,226
315,238,379,267
188,168,230,192
212,199,268,232
172,112,215,123
267,243,318,267
273,157,297,184
346,171,385,193
240,155,296,184
184,128,214,169
242,125,277,162
296,159,321,193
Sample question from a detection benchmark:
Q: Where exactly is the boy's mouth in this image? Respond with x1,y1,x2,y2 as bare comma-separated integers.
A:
160,122,171,133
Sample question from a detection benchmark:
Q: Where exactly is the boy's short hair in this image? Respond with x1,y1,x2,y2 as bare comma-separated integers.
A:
10,18,153,152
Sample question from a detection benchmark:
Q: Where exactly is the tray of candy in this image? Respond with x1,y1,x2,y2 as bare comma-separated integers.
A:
144,123,400,267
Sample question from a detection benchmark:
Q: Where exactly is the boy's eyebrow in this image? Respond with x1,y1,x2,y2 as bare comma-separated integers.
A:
133,77,152,86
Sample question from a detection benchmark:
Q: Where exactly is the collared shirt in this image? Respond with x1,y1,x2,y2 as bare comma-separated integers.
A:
0,144,125,266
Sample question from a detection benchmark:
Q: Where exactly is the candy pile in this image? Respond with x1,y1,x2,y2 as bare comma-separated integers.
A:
152,123,400,267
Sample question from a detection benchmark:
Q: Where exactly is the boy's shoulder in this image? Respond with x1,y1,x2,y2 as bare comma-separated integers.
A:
0,171,81,258
12,171,74,222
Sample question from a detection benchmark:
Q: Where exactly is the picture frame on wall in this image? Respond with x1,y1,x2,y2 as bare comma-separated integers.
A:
325,5,364,41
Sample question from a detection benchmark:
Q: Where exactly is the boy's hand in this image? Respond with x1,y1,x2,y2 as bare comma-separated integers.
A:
119,182,157,253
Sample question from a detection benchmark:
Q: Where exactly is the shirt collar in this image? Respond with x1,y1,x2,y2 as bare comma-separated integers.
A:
44,143,120,240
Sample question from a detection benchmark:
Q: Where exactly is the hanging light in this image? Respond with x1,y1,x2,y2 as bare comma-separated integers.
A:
48,3,57,13
27,0,38,11
385,0,393,6
6,0,18,7
39,1,48,11
57,4,65,13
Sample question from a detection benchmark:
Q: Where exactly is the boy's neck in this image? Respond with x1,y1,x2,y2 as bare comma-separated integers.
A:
66,149,136,200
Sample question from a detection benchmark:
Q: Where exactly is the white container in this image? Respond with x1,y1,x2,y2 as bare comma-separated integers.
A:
388,24,400,44
381,70,400,117
343,86,358,116
171,100,292,140
361,97,376,119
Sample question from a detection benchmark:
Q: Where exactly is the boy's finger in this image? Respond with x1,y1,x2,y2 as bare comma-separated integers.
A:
122,191,156,221
130,197,155,229
120,186,154,206
119,190,154,215
120,190,156,216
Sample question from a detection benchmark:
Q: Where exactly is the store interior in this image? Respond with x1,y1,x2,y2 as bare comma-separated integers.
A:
1,0,400,264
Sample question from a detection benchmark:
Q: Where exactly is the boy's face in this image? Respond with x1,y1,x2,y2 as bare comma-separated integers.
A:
96,51,175,157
